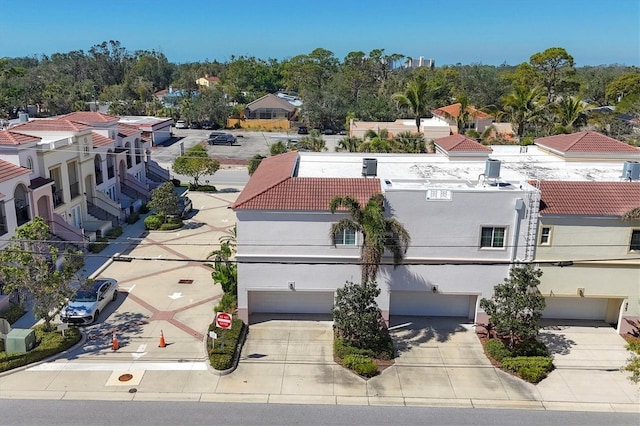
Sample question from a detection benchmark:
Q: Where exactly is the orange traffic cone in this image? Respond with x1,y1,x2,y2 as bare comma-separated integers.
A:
158,330,166,348
112,332,119,351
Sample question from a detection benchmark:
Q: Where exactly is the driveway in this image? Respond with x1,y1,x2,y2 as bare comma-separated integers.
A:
536,320,639,405
219,315,539,403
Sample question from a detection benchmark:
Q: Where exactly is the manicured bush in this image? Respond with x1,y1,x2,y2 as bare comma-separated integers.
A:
87,237,108,253
139,204,149,214
342,354,378,378
159,218,183,230
485,339,512,362
144,214,163,230
105,226,123,238
0,303,26,324
512,339,550,357
190,184,216,192
207,317,245,371
0,325,81,372
126,212,140,224
501,356,554,383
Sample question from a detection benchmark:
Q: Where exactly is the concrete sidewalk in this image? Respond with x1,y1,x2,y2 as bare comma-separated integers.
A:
1,190,638,412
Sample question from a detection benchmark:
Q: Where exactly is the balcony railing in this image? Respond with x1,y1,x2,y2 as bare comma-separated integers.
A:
53,188,64,207
70,181,80,199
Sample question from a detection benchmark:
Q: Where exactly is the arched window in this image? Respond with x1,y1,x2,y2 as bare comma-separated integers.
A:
25,157,33,170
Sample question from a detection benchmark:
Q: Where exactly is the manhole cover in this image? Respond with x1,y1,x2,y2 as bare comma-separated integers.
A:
178,279,193,284
128,388,137,393
118,374,134,382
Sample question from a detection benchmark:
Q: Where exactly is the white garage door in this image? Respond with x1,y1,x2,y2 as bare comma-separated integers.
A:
543,297,608,320
390,292,475,318
249,291,334,314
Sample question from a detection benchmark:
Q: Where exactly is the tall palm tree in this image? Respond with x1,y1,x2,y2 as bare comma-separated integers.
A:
329,194,411,283
335,136,363,152
393,79,432,133
500,87,546,138
552,96,591,132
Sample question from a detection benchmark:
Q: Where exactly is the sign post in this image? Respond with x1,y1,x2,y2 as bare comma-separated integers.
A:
215,312,232,351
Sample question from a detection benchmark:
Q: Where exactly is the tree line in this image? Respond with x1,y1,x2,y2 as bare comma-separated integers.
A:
1,41,639,142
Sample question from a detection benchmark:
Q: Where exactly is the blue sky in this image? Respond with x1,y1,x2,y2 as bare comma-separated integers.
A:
0,0,638,66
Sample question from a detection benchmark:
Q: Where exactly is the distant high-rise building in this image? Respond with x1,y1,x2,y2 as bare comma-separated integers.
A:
404,56,435,69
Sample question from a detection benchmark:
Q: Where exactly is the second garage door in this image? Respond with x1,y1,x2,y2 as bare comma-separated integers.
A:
542,297,609,320
390,292,476,318
249,291,334,315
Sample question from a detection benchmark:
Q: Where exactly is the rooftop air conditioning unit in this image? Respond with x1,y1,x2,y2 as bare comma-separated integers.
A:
484,158,501,179
362,158,378,177
621,161,640,181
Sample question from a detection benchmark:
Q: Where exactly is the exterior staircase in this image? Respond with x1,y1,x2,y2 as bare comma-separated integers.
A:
146,160,170,189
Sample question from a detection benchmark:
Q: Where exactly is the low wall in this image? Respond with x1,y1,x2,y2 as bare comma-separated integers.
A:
227,118,291,131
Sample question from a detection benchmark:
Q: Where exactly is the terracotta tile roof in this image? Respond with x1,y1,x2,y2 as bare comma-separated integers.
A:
535,131,640,153
60,111,120,124
0,159,30,183
435,134,493,152
245,93,296,112
538,181,640,216
432,103,492,120
232,152,381,210
118,123,142,137
0,130,40,145
10,118,92,132
91,132,115,148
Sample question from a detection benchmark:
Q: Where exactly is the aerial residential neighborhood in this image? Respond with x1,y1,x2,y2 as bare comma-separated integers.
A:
0,28,639,422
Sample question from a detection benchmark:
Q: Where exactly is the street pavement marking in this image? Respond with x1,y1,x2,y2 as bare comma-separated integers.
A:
27,362,208,372
169,292,183,299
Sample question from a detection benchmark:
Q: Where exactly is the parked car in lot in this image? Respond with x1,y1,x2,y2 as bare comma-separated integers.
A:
175,120,187,129
207,132,236,145
60,279,118,325
297,126,308,134
189,121,201,129
178,195,192,218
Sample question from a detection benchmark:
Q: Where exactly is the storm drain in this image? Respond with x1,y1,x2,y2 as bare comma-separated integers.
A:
178,279,193,284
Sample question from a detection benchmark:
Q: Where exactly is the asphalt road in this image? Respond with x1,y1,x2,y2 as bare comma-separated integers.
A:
1,400,638,426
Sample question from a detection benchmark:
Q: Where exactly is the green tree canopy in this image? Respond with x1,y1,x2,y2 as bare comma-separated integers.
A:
172,144,220,188
0,217,84,330
147,182,179,217
479,265,546,349
329,194,410,283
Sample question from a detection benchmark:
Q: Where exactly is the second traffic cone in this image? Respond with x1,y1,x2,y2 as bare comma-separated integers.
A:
112,332,119,351
158,330,166,348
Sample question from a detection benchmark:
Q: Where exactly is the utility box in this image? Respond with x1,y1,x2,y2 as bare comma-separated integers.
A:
5,328,36,354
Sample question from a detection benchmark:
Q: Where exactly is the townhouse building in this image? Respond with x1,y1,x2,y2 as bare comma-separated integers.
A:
232,132,640,335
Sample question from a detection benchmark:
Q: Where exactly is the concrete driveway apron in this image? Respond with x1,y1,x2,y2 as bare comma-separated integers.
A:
537,320,639,405
371,316,539,403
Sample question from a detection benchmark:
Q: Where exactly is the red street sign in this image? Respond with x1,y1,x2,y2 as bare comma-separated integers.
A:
216,312,232,329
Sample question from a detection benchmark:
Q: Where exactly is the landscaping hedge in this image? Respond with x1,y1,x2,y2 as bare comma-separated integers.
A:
207,317,245,371
0,325,82,372
483,339,554,383
342,354,378,377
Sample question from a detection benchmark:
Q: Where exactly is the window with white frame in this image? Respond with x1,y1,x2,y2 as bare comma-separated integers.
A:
334,228,356,245
539,226,552,245
630,230,640,252
480,227,506,248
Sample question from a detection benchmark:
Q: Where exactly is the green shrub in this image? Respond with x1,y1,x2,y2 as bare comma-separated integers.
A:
342,354,378,378
139,204,149,214
512,339,550,357
501,356,554,383
485,339,512,362
214,293,237,313
171,178,181,187
207,317,245,371
0,325,81,372
190,184,216,192
144,214,163,230
105,226,123,238
159,219,183,230
126,213,140,224
0,303,26,324
88,237,108,253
